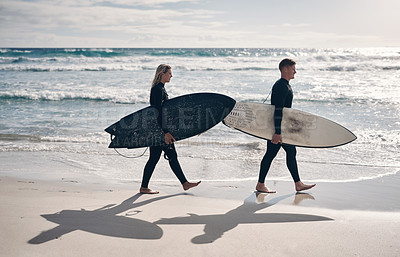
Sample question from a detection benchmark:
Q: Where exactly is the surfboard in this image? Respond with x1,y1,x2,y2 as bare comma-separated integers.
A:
105,93,236,149
223,102,356,148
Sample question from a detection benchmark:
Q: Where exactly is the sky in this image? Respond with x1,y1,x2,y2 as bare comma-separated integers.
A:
1,0,399,48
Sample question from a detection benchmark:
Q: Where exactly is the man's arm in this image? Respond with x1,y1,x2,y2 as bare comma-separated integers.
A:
271,82,288,144
272,85,288,135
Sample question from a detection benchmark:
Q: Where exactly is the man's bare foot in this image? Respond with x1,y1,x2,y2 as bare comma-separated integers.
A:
183,181,201,191
140,187,159,194
295,181,316,192
293,192,315,205
255,182,276,193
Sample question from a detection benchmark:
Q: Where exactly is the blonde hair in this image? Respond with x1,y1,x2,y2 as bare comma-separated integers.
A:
152,64,171,88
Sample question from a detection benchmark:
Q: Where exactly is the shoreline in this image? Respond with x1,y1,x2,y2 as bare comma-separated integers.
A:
1,148,399,215
1,168,399,212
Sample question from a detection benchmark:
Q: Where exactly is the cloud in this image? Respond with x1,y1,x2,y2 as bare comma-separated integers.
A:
281,24,310,28
1,0,196,30
0,0,227,47
1,0,398,47
102,0,200,6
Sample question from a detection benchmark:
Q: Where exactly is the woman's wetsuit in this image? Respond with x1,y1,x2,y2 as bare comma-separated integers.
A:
258,78,300,183
141,82,188,188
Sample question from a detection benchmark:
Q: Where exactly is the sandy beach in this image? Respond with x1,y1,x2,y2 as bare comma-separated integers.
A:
2,47,400,256
1,172,399,257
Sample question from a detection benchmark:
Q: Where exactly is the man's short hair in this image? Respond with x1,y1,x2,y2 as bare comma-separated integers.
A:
279,58,296,71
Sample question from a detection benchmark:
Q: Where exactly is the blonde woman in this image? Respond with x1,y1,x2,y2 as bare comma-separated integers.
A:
140,64,201,194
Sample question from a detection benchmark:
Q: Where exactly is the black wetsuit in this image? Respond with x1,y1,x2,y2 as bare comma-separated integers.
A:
141,82,188,188
258,78,300,183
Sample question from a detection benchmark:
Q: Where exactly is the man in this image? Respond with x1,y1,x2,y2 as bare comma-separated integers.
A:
256,59,316,193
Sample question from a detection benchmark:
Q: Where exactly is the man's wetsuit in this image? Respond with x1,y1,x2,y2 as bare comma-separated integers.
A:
258,78,300,183
141,82,188,188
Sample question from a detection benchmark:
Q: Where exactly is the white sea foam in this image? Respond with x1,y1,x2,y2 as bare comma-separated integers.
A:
1,48,399,183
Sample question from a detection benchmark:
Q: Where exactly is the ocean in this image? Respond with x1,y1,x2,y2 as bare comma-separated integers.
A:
0,48,399,184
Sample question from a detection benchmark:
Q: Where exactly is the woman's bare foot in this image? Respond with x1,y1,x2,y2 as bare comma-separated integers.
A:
295,181,316,192
183,181,201,191
255,182,276,193
140,187,159,194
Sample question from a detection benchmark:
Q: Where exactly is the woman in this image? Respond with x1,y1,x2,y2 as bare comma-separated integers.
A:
140,64,201,194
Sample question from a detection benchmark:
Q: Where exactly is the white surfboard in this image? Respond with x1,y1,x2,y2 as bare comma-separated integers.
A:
223,102,356,148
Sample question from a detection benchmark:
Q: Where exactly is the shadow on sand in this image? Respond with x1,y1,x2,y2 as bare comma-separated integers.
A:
29,191,331,245
28,193,183,244
156,192,333,244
